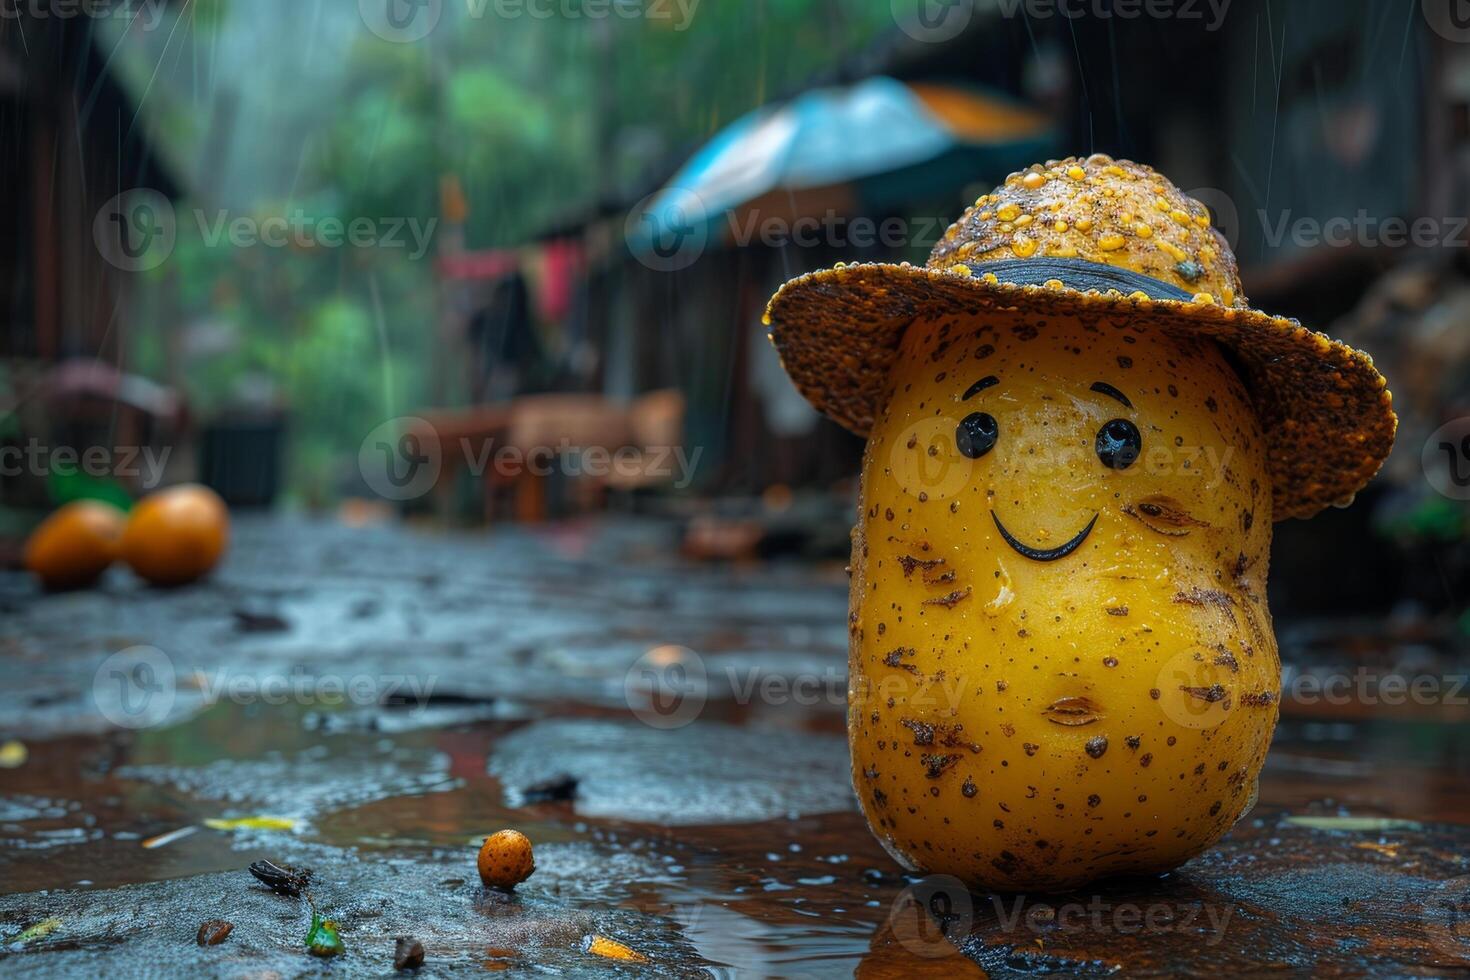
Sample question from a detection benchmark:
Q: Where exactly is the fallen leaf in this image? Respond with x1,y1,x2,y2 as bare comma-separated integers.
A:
1284,815,1422,832
141,826,198,849
204,816,297,832
9,918,61,946
582,934,648,964
305,912,345,958
0,740,26,769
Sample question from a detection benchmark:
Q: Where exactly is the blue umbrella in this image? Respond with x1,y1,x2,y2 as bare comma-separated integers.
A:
629,76,1056,256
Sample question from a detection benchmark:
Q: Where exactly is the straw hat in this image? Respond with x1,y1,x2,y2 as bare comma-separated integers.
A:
764,155,1396,520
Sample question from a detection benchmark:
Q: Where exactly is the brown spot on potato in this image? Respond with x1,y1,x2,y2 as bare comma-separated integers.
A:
1043,696,1103,726
900,718,935,746
1181,684,1229,704
1174,587,1235,610
898,554,945,577
883,647,919,674
922,587,972,608
1123,496,1209,536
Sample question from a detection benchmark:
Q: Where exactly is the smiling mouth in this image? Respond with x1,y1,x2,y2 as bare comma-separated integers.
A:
991,511,1099,562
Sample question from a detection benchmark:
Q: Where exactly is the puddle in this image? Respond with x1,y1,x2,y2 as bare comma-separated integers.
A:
488,719,855,825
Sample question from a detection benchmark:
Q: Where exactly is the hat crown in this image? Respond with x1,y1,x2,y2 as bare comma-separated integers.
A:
929,155,1246,309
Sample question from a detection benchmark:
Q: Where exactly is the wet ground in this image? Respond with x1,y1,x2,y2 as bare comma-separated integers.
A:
1,516,1470,976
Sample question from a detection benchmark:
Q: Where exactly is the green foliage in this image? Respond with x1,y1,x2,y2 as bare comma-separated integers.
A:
114,0,894,504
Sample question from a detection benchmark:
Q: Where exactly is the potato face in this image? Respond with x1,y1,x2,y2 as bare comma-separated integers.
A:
849,310,1280,891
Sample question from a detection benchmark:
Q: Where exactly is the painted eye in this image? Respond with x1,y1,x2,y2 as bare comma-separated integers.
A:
956,412,998,459
1096,419,1142,470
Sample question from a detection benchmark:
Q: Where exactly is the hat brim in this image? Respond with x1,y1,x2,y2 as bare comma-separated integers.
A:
765,262,1396,521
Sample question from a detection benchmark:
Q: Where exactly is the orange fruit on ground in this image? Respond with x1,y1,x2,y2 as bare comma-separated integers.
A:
24,500,127,590
477,829,535,890
120,484,230,586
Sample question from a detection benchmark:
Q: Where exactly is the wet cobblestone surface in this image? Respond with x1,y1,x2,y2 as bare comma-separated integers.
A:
1,517,1469,975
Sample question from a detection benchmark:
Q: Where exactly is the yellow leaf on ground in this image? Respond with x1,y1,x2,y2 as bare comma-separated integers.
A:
1284,815,1421,832
0,740,26,768
203,816,297,832
583,934,649,964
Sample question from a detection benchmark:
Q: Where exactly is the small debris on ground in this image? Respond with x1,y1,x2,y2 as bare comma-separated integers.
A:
231,609,292,633
248,860,314,897
394,935,426,970
141,826,197,850
521,773,578,803
304,911,345,957
195,919,233,946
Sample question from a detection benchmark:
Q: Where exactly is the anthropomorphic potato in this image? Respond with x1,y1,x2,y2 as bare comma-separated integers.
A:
764,155,1395,890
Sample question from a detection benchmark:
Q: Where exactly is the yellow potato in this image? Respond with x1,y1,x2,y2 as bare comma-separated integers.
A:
849,309,1280,890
